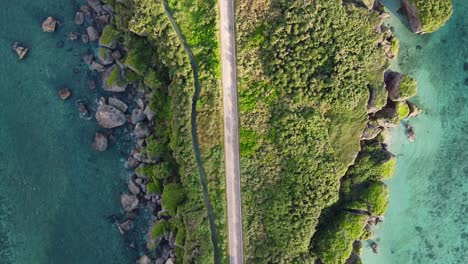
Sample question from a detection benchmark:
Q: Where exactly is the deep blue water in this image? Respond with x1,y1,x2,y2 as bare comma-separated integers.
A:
0,1,135,263
362,0,468,263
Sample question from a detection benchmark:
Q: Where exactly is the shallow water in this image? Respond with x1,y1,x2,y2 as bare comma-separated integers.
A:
362,0,468,263
0,1,135,263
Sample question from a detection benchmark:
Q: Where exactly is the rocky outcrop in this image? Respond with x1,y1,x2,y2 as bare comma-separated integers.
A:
407,101,422,118
401,0,423,34
121,193,139,212
96,104,126,128
42,17,57,32
92,133,108,151
361,121,382,140
385,72,417,101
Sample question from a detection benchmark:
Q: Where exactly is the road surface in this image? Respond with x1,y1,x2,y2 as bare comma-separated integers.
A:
219,0,244,263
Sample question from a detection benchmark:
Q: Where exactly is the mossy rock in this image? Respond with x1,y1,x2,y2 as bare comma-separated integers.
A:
150,220,170,240
103,65,128,92
409,0,453,33
100,25,119,48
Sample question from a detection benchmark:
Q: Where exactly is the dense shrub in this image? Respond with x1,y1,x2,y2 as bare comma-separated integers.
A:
236,1,389,262
162,183,185,216
399,75,418,100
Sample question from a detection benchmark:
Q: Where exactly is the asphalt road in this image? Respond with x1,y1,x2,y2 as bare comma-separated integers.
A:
219,0,244,263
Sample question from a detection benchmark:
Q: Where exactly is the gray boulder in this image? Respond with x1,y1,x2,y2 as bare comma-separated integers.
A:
131,109,146,124
87,26,99,42
128,179,141,195
91,61,106,72
96,105,126,128
87,0,104,13
134,122,150,139
120,193,139,212
143,106,155,121
92,133,108,151
12,42,28,59
108,97,128,113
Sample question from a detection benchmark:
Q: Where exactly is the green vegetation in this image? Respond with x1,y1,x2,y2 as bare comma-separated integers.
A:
105,65,127,87
236,1,390,262
105,0,399,262
397,101,410,119
399,75,418,100
311,141,394,263
105,0,227,262
313,212,367,264
162,183,185,215
344,141,396,185
150,220,171,239
391,37,400,57
410,0,453,33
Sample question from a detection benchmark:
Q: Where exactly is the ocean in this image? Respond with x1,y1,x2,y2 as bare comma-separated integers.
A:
362,0,468,263
0,0,135,263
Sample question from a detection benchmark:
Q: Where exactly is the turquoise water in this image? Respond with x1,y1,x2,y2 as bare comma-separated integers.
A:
0,1,135,263
362,0,468,263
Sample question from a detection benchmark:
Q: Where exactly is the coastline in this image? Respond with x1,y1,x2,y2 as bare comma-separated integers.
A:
362,0,466,263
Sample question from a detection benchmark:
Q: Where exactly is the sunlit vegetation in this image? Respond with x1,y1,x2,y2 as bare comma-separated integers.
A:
409,0,453,33
236,0,390,262
104,0,227,262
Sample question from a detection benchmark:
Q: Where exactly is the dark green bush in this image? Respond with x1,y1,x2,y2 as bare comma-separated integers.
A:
161,183,185,216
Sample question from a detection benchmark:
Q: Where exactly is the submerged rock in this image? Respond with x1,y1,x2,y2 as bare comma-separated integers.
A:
95,104,126,128
119,220,134,233
121,193,139,212
92,132,108,151
137,255,152,264
42,17,57,32
74,12,84,25
12,42,28,60
82,54,94,65
58,87,71,100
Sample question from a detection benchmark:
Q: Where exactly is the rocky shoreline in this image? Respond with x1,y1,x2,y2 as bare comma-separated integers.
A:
11,0,176,263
